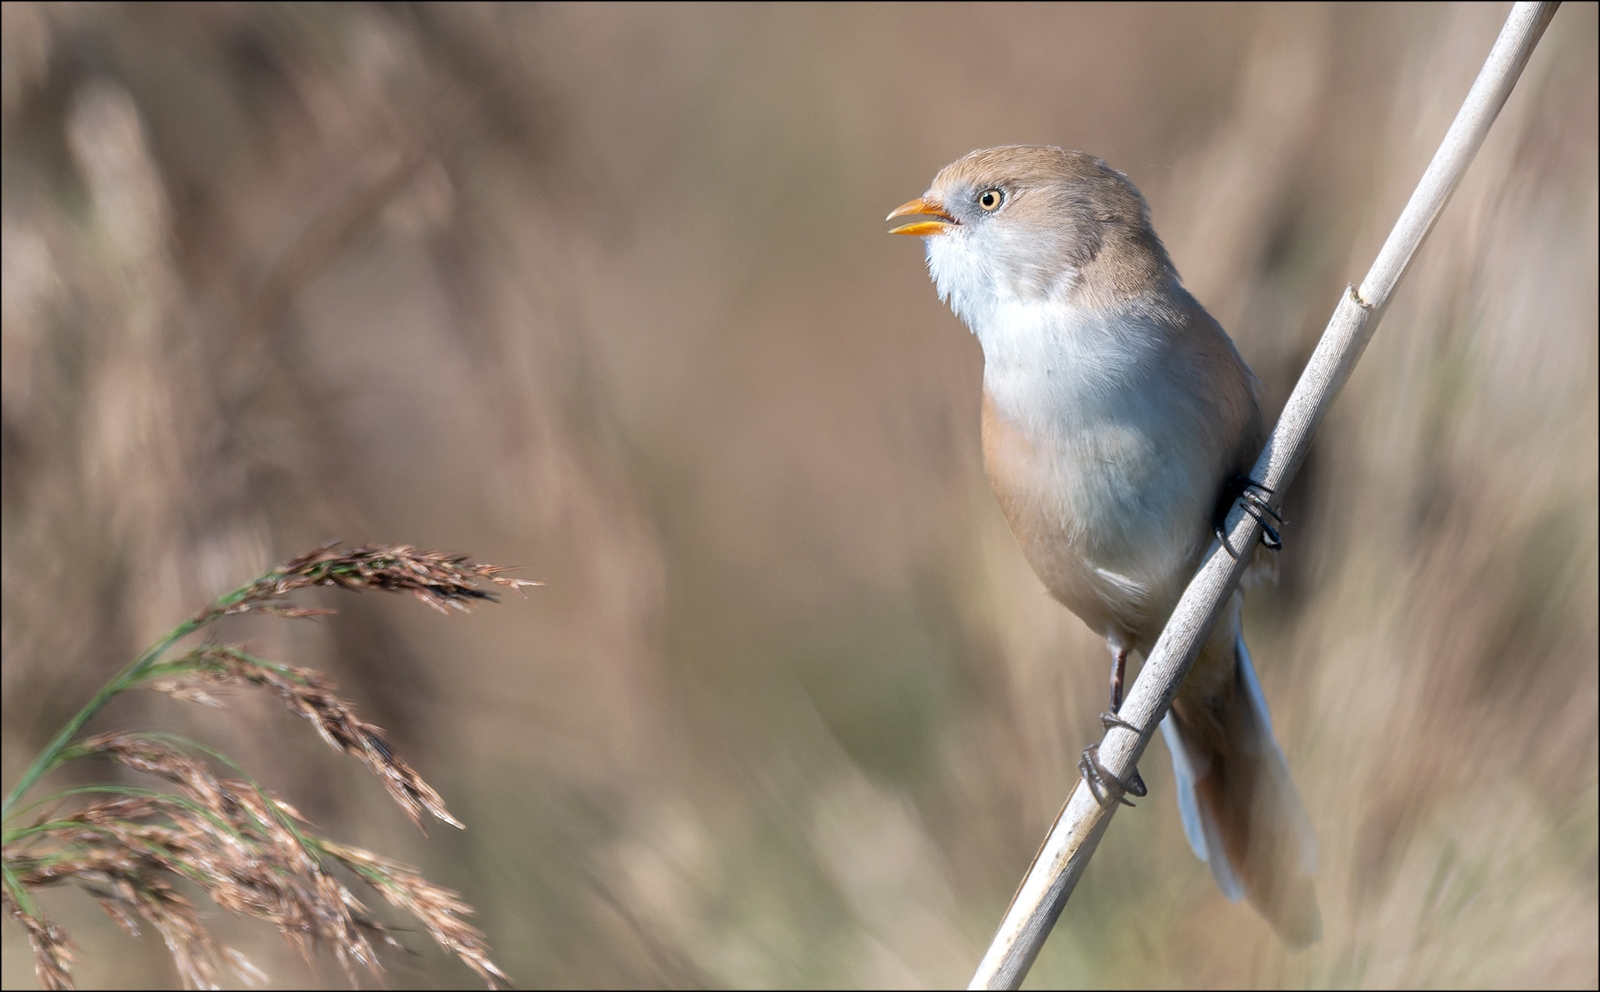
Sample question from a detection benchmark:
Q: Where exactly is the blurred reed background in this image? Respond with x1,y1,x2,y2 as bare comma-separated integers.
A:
2,2,1595,987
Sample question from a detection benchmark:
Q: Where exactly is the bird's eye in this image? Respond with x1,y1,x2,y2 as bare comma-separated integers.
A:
977,188,1005,211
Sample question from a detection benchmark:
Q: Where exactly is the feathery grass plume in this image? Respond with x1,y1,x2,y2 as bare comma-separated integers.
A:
205,543,539,621
1,888,75,992
319,840,510,988
2,545,530,990
147,647,463,831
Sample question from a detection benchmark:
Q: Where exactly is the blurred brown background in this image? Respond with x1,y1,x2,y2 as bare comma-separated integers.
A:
2,2,1595,988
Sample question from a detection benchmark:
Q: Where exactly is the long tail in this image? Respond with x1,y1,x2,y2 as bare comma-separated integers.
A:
1161,628,1321,945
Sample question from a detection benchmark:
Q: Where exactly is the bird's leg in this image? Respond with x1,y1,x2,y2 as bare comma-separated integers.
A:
1100,647,1144,734
1213,475,1285,556
1109,644,1127,714
1081,646,1147,807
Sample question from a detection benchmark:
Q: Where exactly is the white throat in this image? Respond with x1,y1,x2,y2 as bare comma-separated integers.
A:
926,233,1164,437
924,225,1080,332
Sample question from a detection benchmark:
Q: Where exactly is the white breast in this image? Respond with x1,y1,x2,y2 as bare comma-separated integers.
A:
972,293,1222,627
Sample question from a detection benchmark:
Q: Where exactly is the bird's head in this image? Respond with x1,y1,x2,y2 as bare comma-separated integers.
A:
888,145,1173,327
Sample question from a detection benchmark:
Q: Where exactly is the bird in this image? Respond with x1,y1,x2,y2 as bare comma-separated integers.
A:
888,145,1319,945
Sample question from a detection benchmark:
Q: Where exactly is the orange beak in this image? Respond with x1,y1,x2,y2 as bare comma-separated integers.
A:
886,197,957,236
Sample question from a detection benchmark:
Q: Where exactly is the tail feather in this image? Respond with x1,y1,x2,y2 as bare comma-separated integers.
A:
1161,713,1244,902
1163,630,1320,945
1234,632,1318,878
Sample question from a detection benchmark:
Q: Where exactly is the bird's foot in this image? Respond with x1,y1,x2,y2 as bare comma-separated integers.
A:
1214,475,1284,558
1079,743,1147,808
1100,710,1143,734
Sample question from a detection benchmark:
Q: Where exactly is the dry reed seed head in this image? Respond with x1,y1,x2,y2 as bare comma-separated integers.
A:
2,890,77,992
8,798,393,988
94,891,143,936
99,867,263,992
145,679,227,708
208,543,540,621
128,880,222,991
320,840,510,989
10,850,233,992
5,803,490,987
153,647,464,831
4,546,510,987
45,747,313,895
77,732,311,840
221,947,269,988
79,733,247,823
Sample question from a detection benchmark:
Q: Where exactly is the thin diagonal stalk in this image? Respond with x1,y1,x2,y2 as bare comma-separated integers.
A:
0,569,274,822
968,3,1561,987
1,605,233,822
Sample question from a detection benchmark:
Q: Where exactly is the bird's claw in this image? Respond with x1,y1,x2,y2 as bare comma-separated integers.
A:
1215,476,1284,557
1099,710,1142,734
1079,744,1147,808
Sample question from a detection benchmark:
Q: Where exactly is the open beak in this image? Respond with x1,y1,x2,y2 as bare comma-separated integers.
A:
886,197,957,236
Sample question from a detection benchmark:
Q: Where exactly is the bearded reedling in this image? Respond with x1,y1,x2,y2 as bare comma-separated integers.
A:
890,146,1317,943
